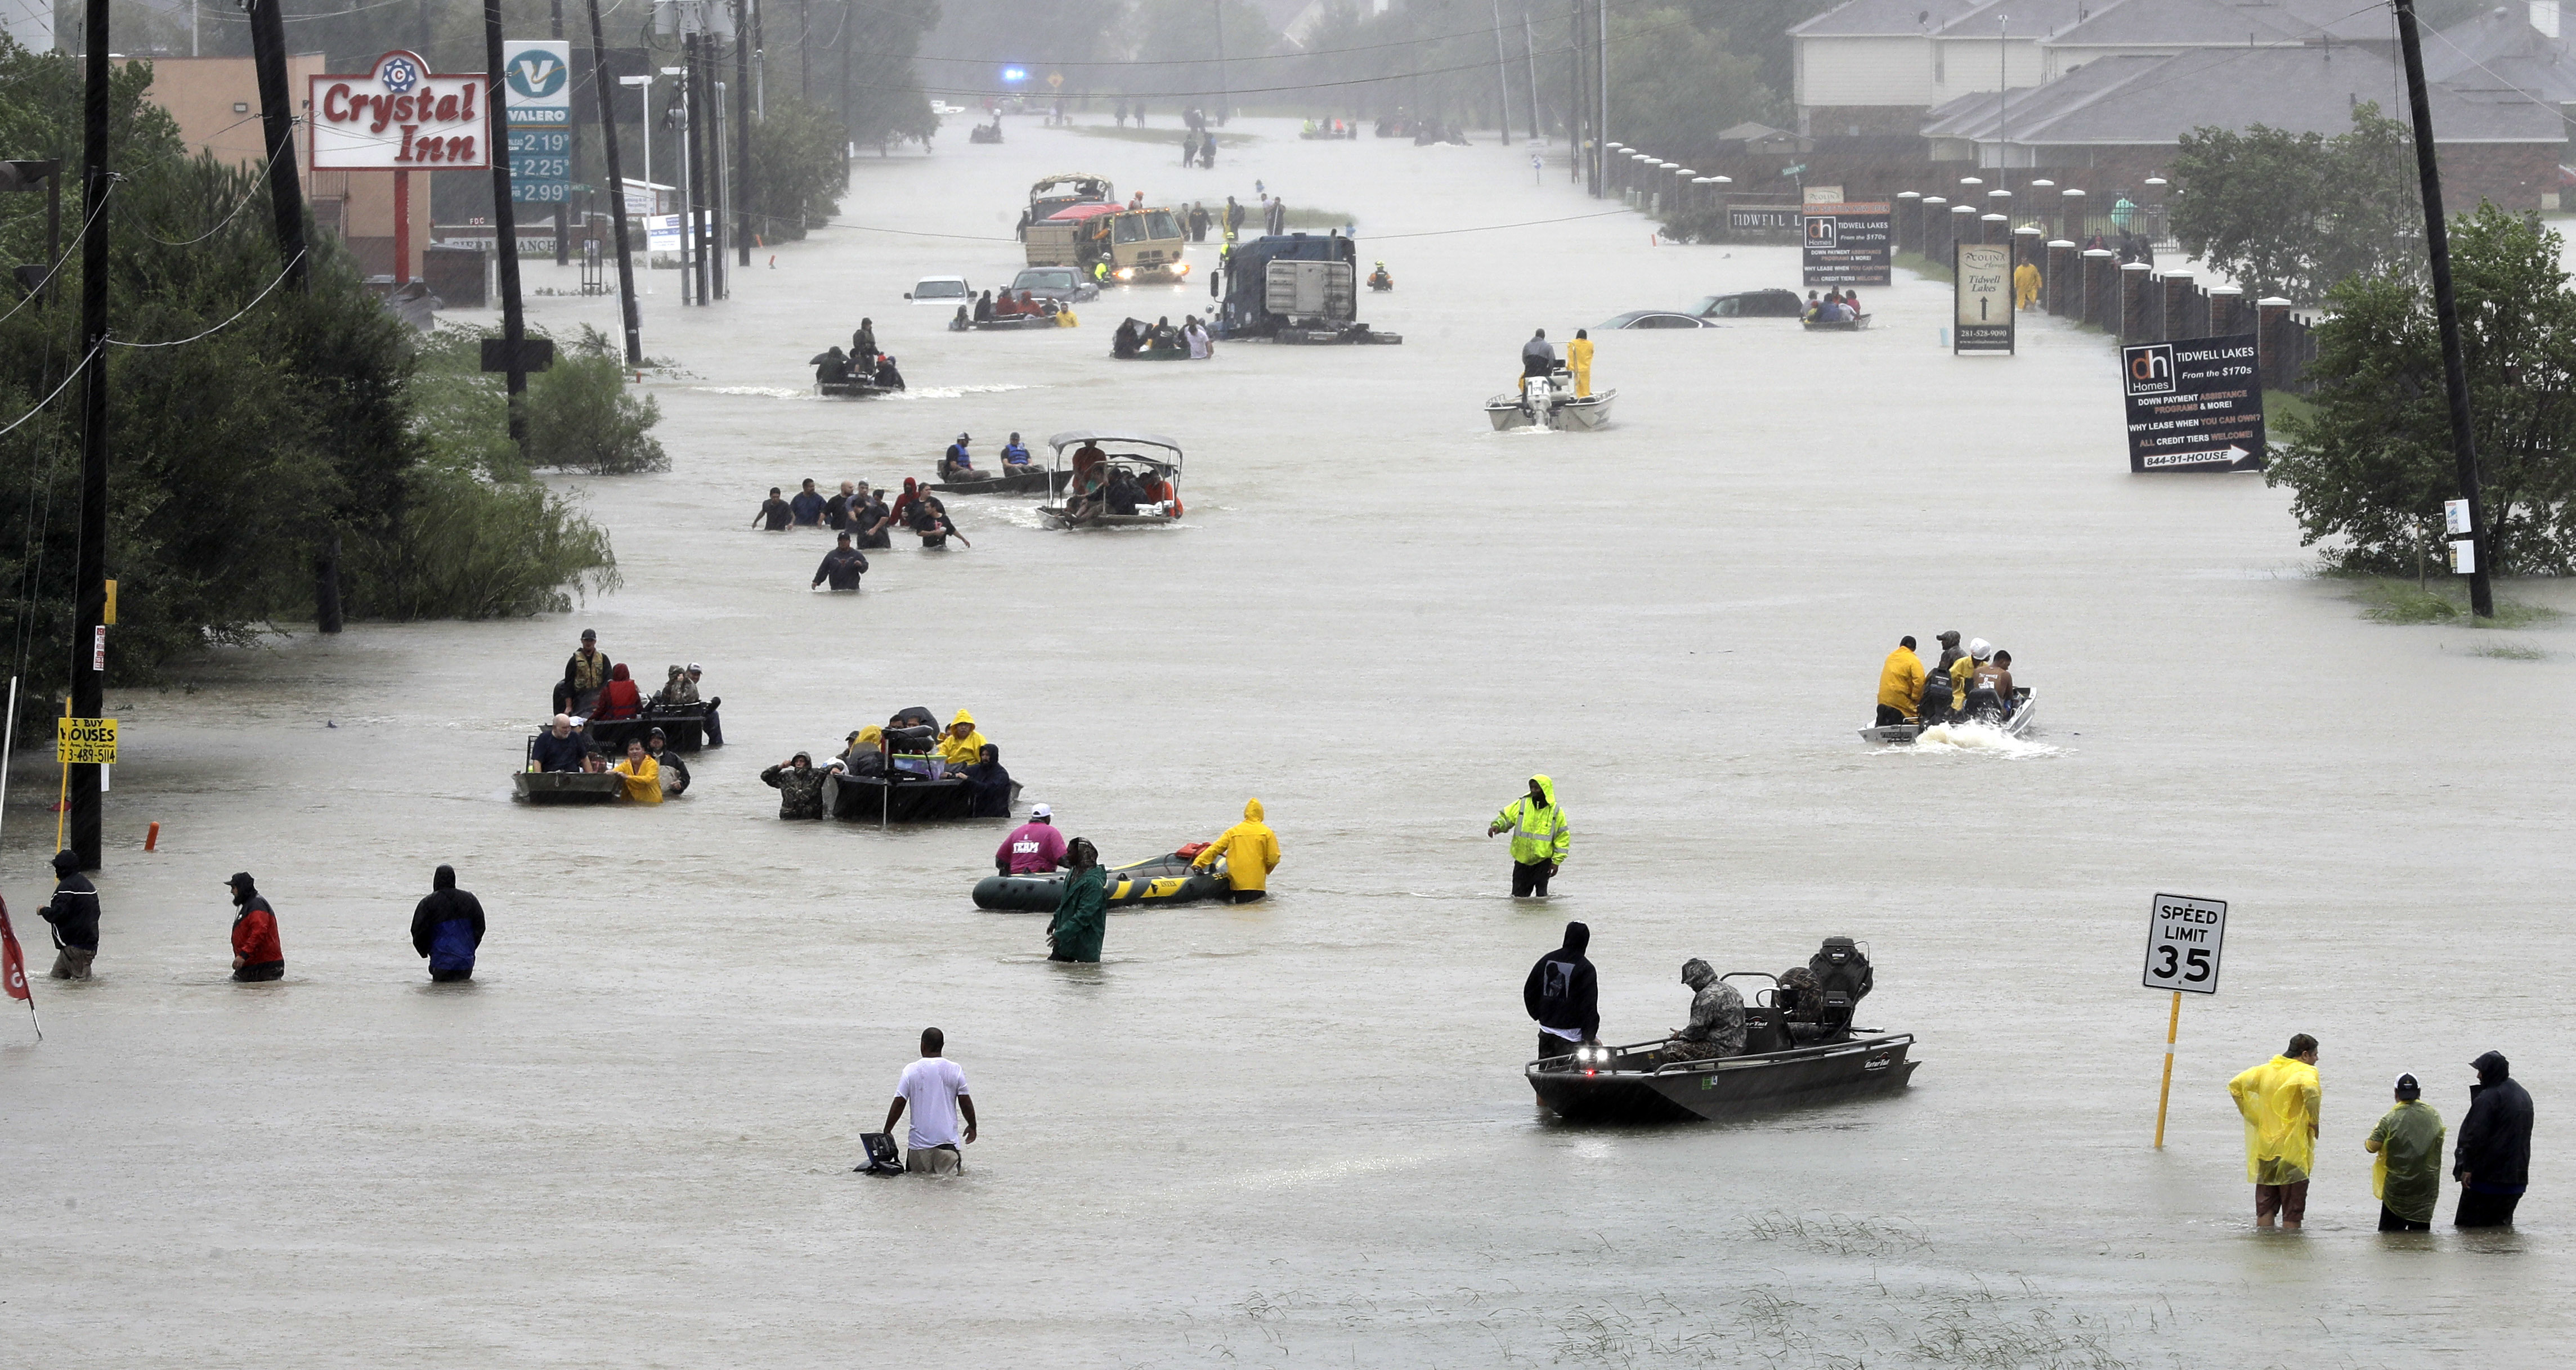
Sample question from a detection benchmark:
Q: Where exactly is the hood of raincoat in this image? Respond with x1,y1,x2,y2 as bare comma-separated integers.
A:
856,726,883,747
610,663,631,681
433,864,456,891
1681,957,1715,990
1561,920,1589,956
1529,774,1557,807
2474,1050,2511,1085
1243,798,1264,821
951,709,976,726
51,848,79,875
228,872,258,904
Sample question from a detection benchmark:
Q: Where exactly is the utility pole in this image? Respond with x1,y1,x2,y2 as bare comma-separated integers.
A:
686,29,712,304
2394,0,2494,616
248,0,330,631
485,0,532,450
1996,15,2009,195
588,0,644,363
736,0,754,267
1523,7,1542,143
69,0,110,870
839,0,853,145
711,71,729,297
1490,0,1512,146
552,0,571,266
1570,0,1587,189
1596,0,1608,196
1212,0,1229,125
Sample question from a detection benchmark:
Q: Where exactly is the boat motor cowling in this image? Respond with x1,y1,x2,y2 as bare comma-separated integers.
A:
1809,937,1874,1032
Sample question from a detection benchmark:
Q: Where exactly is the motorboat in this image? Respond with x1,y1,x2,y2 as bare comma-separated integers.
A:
1486,371,1615,432
818,375,903,398
512,733,626,804
512,770,625,804
1040,430,1185,529
823,771,1020,824
1528,1029,1920,1122
973,848,1231,911
1858,688,2036,745
588,702,713,753
819,712,1019,825
925,467,1065,496
1802,313,1873,332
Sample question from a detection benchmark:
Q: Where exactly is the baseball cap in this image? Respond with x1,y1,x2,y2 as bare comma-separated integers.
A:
2394,1072,2421,1099
1031,803,1052,819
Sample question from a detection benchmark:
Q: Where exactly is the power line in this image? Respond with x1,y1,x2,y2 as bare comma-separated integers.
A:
0,179,115,333
0,346,100,443
104,250,307,349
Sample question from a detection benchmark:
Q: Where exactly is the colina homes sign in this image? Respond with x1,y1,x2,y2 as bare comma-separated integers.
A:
308,51,493,170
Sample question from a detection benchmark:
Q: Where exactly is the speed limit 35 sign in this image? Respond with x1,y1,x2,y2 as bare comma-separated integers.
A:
2143,893,2225,994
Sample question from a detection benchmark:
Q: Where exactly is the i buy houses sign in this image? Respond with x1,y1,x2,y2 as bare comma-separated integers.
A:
308,51,494,170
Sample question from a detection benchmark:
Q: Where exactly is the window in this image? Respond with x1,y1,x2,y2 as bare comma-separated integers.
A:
916,280,963,298
1113,214,1148,244
1145,210,1181,240
1714,298,1742,317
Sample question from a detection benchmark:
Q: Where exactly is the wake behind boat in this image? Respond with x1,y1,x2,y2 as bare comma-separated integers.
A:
1860,688,2035,745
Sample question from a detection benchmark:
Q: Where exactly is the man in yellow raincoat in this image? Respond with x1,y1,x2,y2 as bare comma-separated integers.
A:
1876,635,1925,727
1191,799,1281,903
2013,258,2041,309
935,710,990,771
1567,328,1595,398
1489,775,1570,897
2229,1034,2322,1229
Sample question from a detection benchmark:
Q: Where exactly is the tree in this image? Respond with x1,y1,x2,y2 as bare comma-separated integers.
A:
2170,104,2421,306
743,96,851,240
2269,204,2576,576
1606,8,1773,154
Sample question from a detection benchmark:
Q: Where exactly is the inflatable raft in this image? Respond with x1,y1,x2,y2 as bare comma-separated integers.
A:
973,848,1231,911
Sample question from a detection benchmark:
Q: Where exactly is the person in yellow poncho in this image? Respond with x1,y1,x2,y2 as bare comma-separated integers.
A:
2013,258,2041,309
1875,635,1925,727
1567,328,1595,398
2229,1034,2322,1229
935,709,990,771
1191,798,1282,902
610,739,664,804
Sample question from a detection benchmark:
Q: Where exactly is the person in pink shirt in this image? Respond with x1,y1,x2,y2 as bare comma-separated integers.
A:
996,804,1069,875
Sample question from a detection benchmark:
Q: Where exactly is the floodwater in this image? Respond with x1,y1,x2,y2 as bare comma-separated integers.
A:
6,118,2573,1368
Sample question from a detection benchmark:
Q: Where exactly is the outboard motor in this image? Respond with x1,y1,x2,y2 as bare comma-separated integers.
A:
1808,937,1874,1034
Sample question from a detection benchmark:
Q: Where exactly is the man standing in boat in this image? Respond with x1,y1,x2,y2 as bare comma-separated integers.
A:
558,629,611,717
1524,922,1599,1062
1519,329,1556,393
1489,775,1570,897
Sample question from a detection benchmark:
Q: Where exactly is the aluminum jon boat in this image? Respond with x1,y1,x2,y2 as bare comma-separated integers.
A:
1486,372,1615,432
1802,313,1873,332
512,771,625,805
1858,688,2036,745
1527,1030,1920,1122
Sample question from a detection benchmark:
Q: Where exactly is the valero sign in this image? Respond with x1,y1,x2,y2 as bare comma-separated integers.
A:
310,51,492,171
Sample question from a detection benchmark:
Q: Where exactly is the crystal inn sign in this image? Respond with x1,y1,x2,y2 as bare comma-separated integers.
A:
309,51,494,170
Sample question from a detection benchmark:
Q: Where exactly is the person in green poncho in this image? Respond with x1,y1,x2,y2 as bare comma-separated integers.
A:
1046,838,1109,963
2364,1072,2447,1232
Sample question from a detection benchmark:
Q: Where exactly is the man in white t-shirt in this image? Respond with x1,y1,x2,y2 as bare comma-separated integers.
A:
884,1027,979,1174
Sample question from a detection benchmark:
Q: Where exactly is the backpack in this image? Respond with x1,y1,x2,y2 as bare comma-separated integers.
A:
853,1133,904,1176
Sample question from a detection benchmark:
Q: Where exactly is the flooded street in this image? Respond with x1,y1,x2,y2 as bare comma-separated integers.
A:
5,118,2572,1367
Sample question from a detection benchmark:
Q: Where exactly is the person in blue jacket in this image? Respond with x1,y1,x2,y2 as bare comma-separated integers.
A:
410,864,487,983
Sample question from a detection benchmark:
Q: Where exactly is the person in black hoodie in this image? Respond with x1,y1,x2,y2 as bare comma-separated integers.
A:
961,743,1014,818
1523,921,1600,1063
39,848,99,980
2454,1050,2534,1228
410,865,487,983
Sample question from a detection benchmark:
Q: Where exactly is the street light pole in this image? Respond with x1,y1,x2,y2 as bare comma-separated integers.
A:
2394,0,2494,616
1212,0,1230,125
1490,0,1511,147
1997,15,2009,195
591,0,645,362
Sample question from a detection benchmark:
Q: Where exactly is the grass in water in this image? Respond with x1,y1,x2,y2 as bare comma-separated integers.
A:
1067,124,1257,146
2472,641,2547,661
2353,579,2564,628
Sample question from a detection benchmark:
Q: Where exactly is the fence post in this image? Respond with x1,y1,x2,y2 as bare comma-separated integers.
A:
2257,296,2293,390
1980,212,2008,245
1948,204,1975,264
2045,240,2075,315
1918,196,1947,262
2082,248,2116,327
2207,286,2242,338
2120,262,2154,342
2159,272,2196,340
1896,191,1921,255
2060,187,2087,245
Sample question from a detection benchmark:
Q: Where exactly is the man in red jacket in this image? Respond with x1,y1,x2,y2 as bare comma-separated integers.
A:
227,872,283,982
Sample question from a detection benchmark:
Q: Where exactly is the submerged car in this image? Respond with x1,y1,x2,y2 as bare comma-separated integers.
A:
1692,289,1804,318
1011,264,1100,303
1597,309,1720,330
906,275,970,305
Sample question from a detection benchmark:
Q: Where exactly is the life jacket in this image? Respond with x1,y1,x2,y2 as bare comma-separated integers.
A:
594,677,643,720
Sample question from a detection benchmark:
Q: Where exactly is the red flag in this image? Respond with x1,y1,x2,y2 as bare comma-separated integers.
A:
0,898,31,1003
